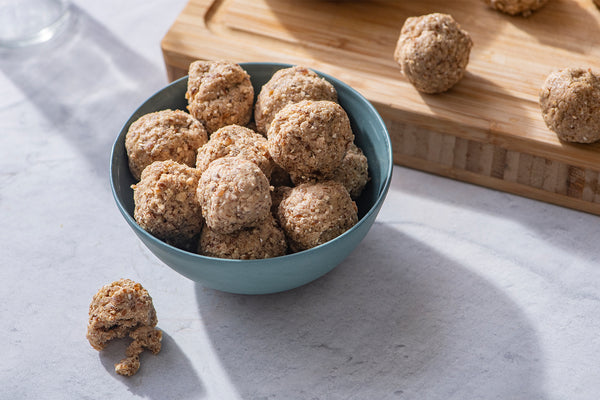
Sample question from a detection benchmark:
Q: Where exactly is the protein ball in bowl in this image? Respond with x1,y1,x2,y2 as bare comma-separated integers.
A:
539,68,600,144
394,13,473,94
197,157,271,234
125,109,208,181
195,124,273,179
483,0,549,16
199,215,287,259
132,160,203,249
267,100,354,183
185,60,254,134
277,181,358,252
332,143,370,199
254,65,338,135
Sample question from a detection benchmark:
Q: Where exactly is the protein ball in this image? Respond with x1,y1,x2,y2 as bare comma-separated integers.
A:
277,181,358,252
539,68,600,144
185,60,254,134
195,124,273,179
394,13,473,94
197,157,272,234
86,279,162,376
132,160,203,249
198,215,287,259
125,109,208,181
254,65,338,135
332,143,370,199
483,0,549,16
267,100,354,183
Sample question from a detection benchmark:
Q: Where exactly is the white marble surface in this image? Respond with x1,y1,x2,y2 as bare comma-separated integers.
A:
2,1,600,399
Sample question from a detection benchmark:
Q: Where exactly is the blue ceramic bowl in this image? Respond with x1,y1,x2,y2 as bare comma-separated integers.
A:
110,62,392,294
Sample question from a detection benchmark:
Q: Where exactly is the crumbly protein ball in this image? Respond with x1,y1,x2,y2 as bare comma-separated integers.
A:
539,68,600,144
483,0,549,16
332,143,370,199
197,157,272,234
267,100,354,183
277,181,358,252
86,279,162,376
185,60,254,134
394,13,473,94
132,160,203,249
254,66,338,135
125,109,208,181
195,124,273,179
198,215,287,259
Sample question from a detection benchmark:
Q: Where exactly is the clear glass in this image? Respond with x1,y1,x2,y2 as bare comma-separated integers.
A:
0,0,71,47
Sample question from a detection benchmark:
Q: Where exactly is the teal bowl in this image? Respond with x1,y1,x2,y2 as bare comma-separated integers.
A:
110,62,392,294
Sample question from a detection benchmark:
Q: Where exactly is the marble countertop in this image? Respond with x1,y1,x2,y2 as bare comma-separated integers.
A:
2,1,599,399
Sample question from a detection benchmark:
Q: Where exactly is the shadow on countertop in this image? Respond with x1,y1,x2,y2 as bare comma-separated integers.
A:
194,223,547,400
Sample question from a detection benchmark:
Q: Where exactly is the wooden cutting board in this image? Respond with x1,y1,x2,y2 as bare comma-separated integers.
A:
161,0,600,215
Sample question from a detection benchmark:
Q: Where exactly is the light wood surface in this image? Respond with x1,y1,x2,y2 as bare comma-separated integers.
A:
162,0,600,215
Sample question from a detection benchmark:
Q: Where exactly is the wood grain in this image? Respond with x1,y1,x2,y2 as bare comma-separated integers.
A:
161,0,600,215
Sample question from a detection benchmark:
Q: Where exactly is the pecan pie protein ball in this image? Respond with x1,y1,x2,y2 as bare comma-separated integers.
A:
132,160,203,249
277,181,358,252
394,13,473,94
254,65,338,135
539,68,600,143
195,124,273,179
483,0,549,16
185,60,254,134
198,215,287,259
86,279,162,376
332,143,370,199
267,100,354,184
125,109,208,181
197,157,272,234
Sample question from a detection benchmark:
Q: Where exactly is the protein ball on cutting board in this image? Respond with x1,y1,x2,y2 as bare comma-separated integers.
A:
86,279,162,376
332,143,370,199
132,160,203,249
267,100,354,184
483,0,549,16
539,68,600,144
197,157,271,234
394,13,473,94
254,65,338,135
277,181,358,252
185,60,254,134
198,215,287,259
125,109,208,181
195,124,274,179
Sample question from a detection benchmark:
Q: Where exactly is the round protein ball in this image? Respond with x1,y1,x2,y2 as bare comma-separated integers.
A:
267,100,354,183
394,13,473,94
196,124,273,179
125,109,208,181
539,68,600,144
132,160,203,249
197,157,272,234
277,181,358,252
254,65,338,135
198,215,287,259
332,143,370,199
483,0,549,16
185,60,254,134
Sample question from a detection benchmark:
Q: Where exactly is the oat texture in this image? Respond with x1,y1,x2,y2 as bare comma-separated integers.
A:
185,60,254,134
254,65,338,135
539,68,600,143
86,279,162,376
484,0,549,16
125,109,208,181
277,181,358,252
394,13,473,94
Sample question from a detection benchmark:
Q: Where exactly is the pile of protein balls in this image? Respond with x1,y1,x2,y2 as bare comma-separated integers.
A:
393,1,600,144
126,61,369,259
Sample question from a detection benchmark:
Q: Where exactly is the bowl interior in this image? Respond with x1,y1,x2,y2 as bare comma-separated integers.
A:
110,62,393,294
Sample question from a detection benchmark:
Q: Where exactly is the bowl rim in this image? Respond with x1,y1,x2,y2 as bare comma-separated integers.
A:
110,61,393,265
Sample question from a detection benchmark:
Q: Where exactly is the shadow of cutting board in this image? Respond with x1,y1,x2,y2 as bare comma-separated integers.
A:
161,0,600,215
